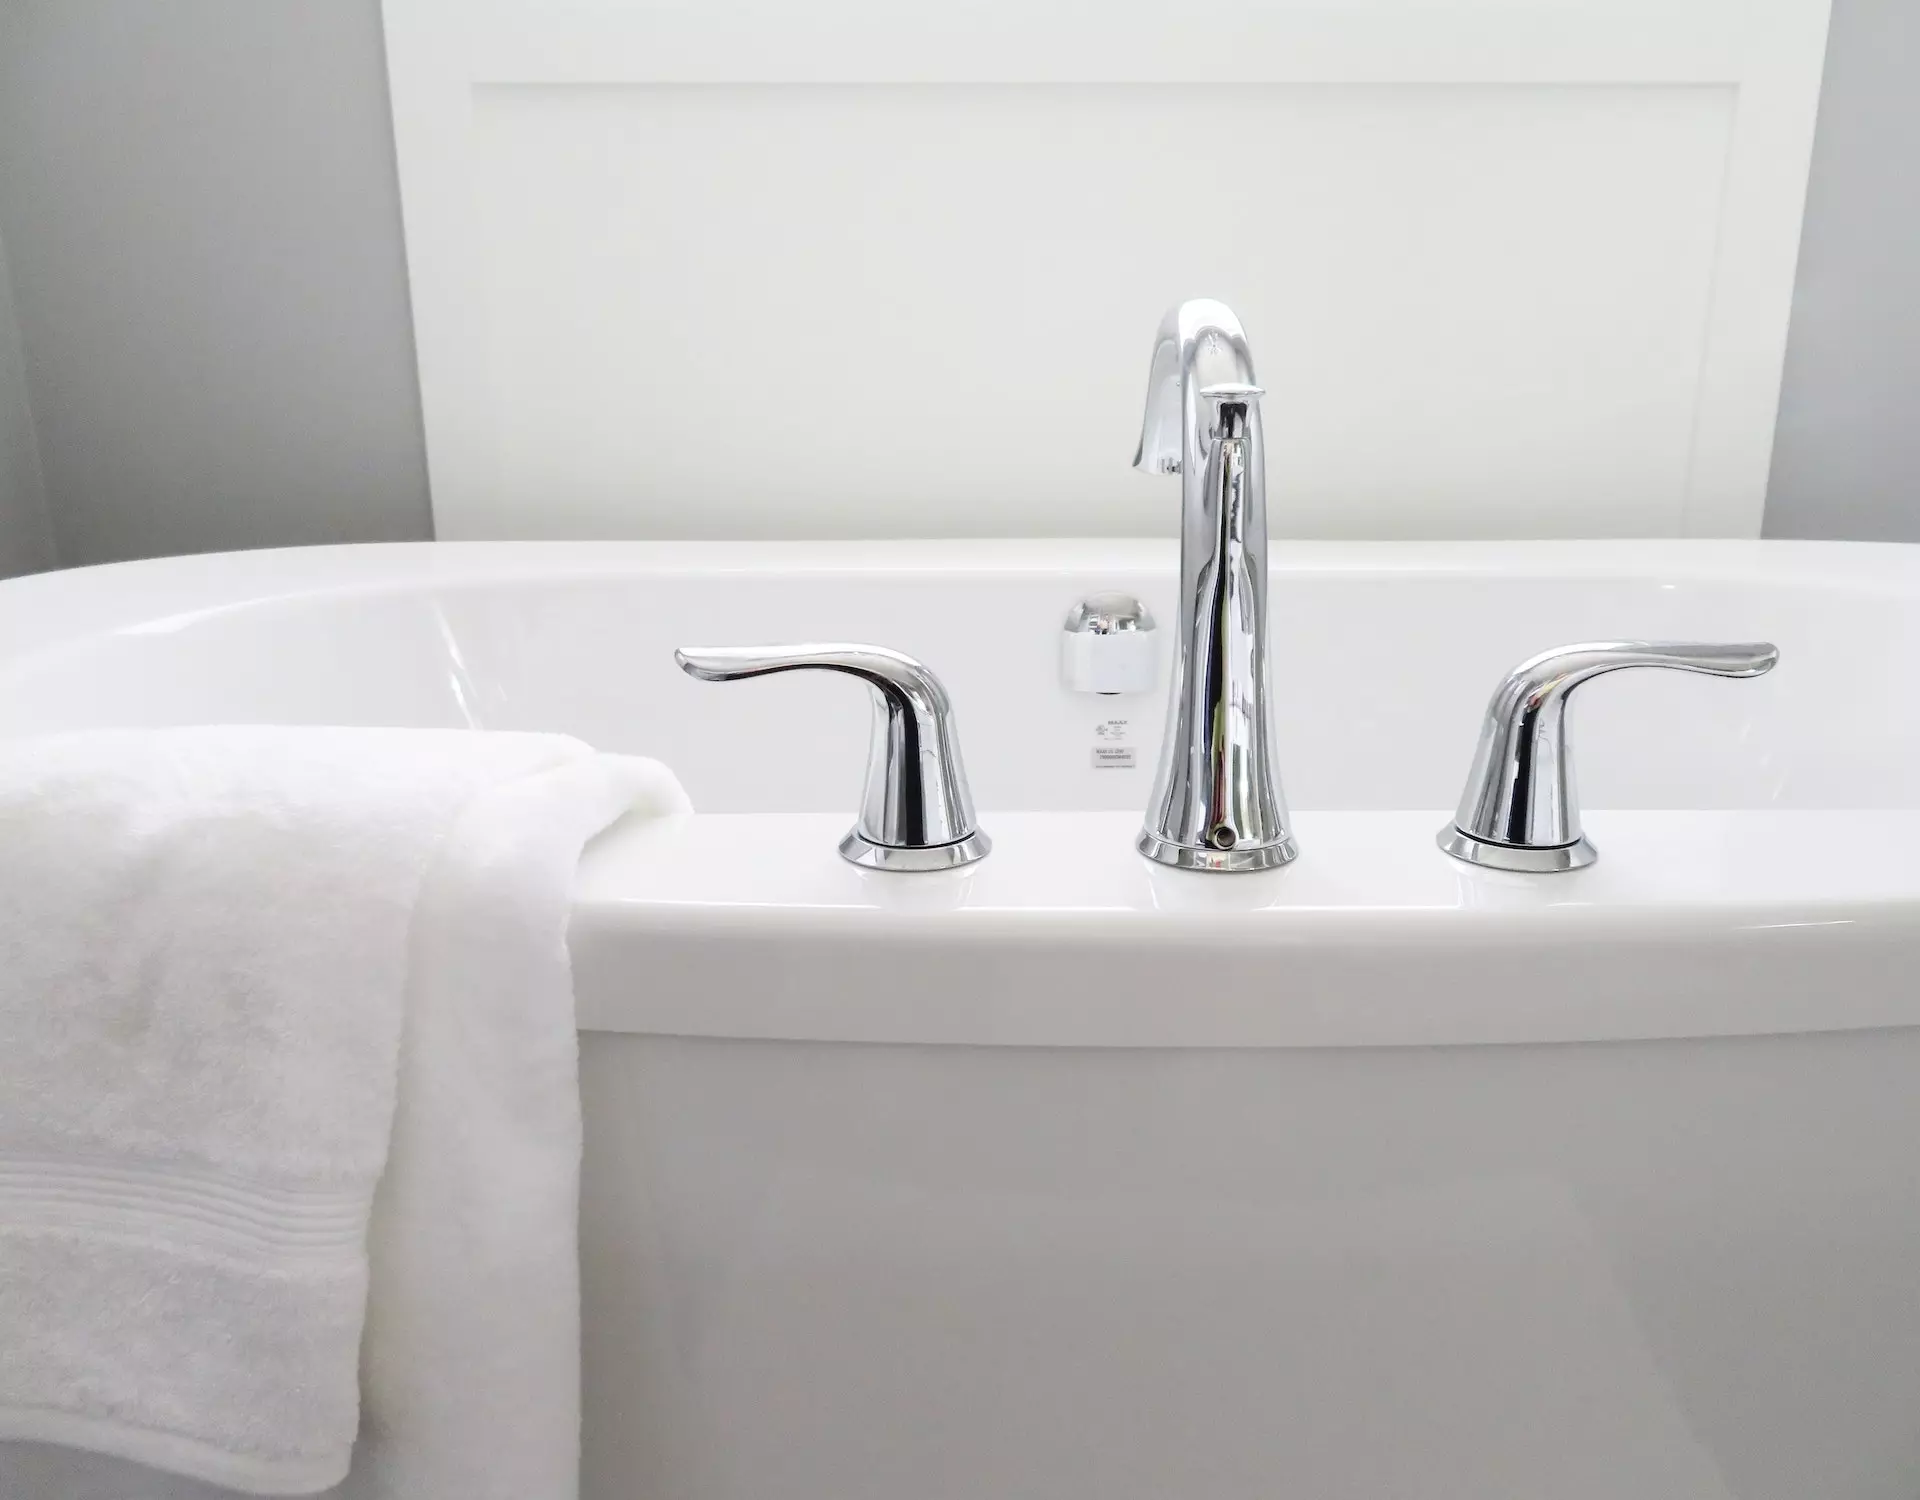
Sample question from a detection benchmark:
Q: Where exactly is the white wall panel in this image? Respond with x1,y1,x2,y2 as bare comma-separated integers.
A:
385,0,1830,541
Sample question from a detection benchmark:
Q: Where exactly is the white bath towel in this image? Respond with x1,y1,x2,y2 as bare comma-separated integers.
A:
0,726,688,1498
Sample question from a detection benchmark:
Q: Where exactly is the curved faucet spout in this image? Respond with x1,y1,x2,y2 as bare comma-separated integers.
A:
1133,299,1296,873
1133,299,1260,477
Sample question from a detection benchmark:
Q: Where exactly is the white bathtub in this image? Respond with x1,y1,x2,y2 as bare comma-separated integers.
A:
4,538,1919,1499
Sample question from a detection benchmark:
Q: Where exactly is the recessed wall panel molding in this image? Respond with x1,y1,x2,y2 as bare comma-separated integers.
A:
382,0,1831,541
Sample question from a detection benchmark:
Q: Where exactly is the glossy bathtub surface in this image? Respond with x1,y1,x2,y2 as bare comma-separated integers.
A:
5,539,1915,820
5,538,1920,1500
4,538,1917,1046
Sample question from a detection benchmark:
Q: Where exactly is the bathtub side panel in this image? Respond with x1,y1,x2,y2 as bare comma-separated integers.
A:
579,1030,1920,1500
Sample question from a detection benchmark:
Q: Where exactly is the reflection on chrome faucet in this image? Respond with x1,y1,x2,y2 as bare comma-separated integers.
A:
1133,300,1298,872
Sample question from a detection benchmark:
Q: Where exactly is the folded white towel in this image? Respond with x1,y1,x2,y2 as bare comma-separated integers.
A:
0,726,688,1497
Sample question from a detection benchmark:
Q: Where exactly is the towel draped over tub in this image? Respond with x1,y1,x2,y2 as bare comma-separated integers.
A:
0,726,688,1499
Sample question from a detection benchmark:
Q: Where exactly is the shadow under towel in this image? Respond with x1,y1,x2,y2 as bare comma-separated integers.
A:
0,726,688,1498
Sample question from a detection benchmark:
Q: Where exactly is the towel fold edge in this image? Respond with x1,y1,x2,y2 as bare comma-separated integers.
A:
0,1408,347,1496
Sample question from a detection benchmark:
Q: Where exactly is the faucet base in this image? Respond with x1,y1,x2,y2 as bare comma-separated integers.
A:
1436,826,1597,874
840,828,992,873
1136,827,1299,874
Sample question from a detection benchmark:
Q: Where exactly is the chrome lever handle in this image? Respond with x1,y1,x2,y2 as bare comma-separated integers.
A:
674,643,990,871
1439,639,1779,872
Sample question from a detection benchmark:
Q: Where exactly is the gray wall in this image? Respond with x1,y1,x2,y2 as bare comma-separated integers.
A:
1764,2,1920,540
0,221,54,575
0,0,429,571
0,0,1909,570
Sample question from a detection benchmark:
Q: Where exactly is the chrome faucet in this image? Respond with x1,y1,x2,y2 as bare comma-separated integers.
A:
675,643,991,871
1133,300,1297,872
1438,640,1779,872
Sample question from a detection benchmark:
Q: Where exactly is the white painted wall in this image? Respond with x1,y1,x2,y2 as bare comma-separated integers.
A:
0,223,54,579
6,0,1911,563
458,82,1732,541
387,0,1830,543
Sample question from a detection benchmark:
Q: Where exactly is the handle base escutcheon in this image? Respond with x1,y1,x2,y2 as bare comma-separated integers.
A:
1436,826,1597,874
840,828,992,872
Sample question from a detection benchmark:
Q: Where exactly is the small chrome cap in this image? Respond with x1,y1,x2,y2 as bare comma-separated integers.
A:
1064,593,1155,636
1062,593,1158,695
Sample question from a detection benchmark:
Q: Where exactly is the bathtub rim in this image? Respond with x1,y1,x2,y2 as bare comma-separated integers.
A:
7,538,1919,1049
